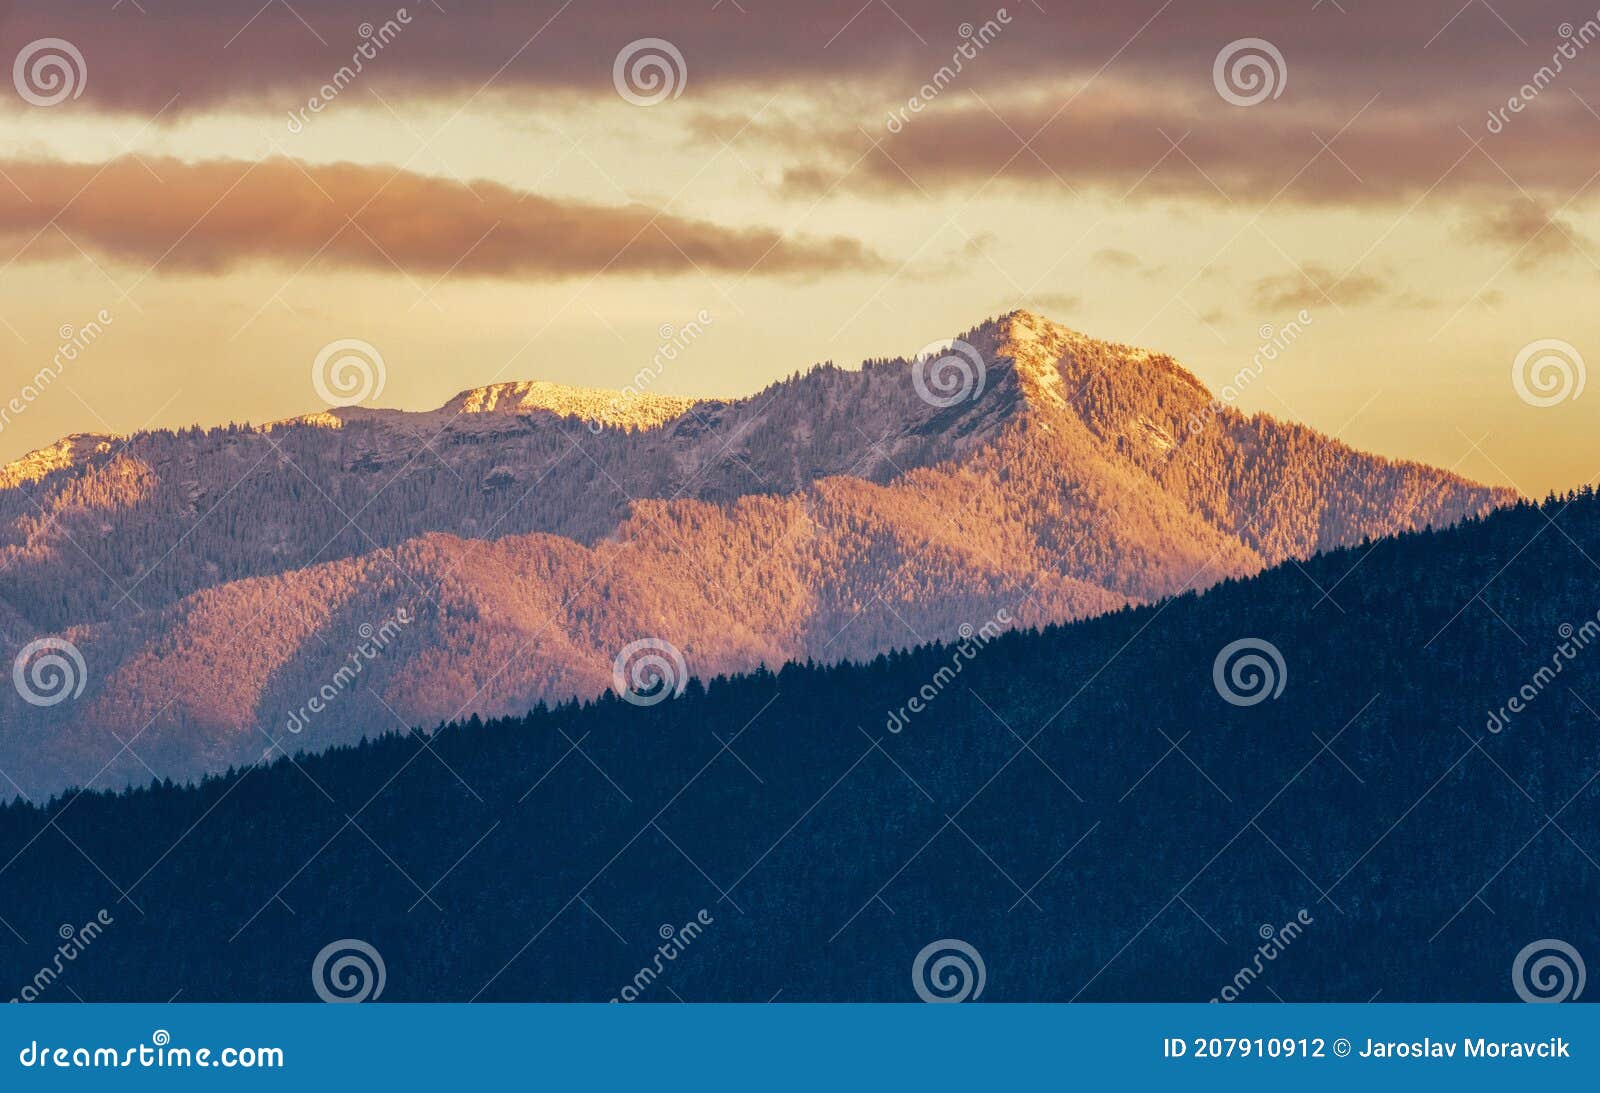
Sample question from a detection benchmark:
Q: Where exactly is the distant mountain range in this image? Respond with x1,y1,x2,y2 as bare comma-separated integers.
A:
0,311,1510,797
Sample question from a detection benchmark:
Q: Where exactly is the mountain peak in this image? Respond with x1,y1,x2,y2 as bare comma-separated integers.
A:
946,309,1210,427
991,306,1055,338
983,308,1170,367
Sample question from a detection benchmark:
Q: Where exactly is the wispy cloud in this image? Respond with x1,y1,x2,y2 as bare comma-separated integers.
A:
1458,202,1598,270
1090,248,1164,277
0,156,886,279
1250,264,1390,310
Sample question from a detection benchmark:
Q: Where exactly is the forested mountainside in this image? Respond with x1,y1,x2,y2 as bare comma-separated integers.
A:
0,491,1593,1002
0,311,1509,796
1,311,1504,634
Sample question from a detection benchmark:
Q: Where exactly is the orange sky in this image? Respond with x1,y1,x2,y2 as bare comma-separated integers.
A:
1,0,1597,495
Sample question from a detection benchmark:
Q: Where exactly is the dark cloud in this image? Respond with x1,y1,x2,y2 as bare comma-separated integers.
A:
0,156,885,279
0,0,1589,116
766,90,1600,208
2,0,1594,220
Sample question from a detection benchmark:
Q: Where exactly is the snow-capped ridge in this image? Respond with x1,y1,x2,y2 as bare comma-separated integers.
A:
2,309,1211,487
440,380,700,432
0,433,118,489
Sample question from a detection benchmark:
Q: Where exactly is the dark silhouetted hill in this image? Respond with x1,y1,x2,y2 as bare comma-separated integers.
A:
0,489,1593,1002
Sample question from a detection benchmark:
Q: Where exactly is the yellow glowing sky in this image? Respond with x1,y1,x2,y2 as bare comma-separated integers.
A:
2,2,1598,496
